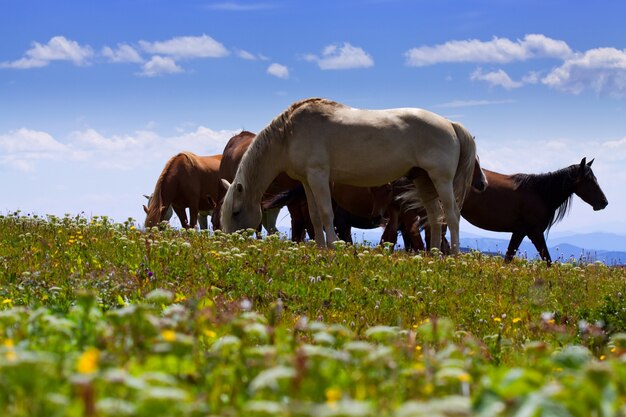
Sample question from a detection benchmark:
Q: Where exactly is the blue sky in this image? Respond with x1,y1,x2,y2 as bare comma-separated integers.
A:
2,0,626,241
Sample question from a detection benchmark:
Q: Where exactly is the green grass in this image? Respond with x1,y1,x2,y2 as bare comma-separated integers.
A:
2,212,626,416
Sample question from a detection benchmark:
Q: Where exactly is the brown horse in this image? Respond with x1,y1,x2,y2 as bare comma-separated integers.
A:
461,158,608,265
212,131,303,236
144,152,222,229
265,183,395,243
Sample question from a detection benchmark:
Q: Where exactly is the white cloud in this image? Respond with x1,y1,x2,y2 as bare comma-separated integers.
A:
138,56,184,77
237,49,257,60
1,36,93,69
305,42,374,70
0,128,83,172
470,68,523,89
267,63,289,79
405,34,572,67
102,43,143,63
542,47,626,96
139,35,229,59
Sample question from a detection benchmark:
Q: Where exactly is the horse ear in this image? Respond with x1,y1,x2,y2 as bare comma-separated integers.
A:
143,205,149,214
143,194,150,200
587,158,594,167
236,182,244,193
221,179,231,190
580,157,587,167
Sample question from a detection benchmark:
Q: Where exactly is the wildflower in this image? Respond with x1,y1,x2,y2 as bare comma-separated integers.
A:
4,340,17,362
174,293,187,303
458,372,472,383
600,355,606,361
325,387,342,403
2,298,12,305
512,317,522,324
203,329,217,339
493,317,502,323
162,330,177,342
77,348,100,374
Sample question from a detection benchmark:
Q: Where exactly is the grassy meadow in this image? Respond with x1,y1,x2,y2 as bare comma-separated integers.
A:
2,212,626,416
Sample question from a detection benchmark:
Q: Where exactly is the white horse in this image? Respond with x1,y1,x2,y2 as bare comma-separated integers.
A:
220,98,483,253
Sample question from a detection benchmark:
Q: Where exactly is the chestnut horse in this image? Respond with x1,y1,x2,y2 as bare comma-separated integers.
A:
144,152,222,229
143,194,211,229
211,131,303,237
461,158,608,265
221,98,482,253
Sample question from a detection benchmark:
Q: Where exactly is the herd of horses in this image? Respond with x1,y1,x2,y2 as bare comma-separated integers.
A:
144,98,609,266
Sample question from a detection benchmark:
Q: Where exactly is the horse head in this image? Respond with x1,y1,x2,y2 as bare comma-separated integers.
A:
220,179,262,233
471,155,488,192
574,157,608,211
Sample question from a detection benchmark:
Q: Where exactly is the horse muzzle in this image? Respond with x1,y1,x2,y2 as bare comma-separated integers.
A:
593,200,608,211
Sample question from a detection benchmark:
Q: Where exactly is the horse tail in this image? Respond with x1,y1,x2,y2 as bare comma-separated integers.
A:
144,153,182,228
451,121,477,209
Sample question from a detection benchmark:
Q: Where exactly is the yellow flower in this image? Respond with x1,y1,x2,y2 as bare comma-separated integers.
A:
2,298,12,305
512,317,522,324
493,317,502,323
174,293,187,303
77,347,100,374
600,355,606,361
130,226,136,231
458,372,472,382
325,387,342,403
203,329,217,339
162,329,177,342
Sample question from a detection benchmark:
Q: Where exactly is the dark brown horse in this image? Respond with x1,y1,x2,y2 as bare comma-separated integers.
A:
144,152,222,229
212,131,303,236
462,158,608,265
266,183,395,244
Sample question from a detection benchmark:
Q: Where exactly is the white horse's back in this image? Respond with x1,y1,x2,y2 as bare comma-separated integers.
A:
283,104,461,187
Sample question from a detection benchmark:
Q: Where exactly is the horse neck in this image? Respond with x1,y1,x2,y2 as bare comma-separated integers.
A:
237,133,285,202
540,166,577,209
518,166,577,231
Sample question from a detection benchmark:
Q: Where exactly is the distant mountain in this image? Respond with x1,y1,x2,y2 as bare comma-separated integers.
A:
276,227,626,265
548,232,626,252
459,237,626,266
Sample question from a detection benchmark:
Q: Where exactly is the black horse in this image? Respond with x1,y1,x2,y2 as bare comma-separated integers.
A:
461,158,608,265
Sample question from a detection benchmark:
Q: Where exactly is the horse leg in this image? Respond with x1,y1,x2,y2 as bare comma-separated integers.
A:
334,206,353,244
304,174,338,247
412,174,443,253
422,199,443,253
198,213,208,230
380,205,399,247
528,230,552,266
189,203,199,229
505,232,525,263
287,203,307,242
173,206,189,228
262,208,280,235
301,182,326,247
431,179,460,255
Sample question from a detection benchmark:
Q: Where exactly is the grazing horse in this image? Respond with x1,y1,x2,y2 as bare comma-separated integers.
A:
143,194,211,229
461,158,608,265
263,182,395,244
144,152,222,229
220,98,482,253
212,131,303,236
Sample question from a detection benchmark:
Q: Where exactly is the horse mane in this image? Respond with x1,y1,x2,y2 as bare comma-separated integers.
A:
145,152,198,226
513,164,578,233
237,98,344,188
